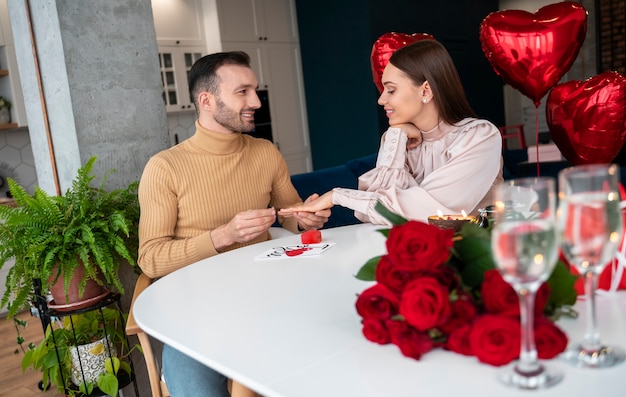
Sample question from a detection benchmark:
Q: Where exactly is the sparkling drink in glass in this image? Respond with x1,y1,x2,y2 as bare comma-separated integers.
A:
558,163,625,368
491,177,563,389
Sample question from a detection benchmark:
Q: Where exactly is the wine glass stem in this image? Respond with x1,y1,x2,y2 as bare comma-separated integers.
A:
582,270,601,351
517,288,540,374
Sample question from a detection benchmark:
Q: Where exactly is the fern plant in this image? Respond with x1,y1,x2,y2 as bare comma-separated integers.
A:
0,156,140,318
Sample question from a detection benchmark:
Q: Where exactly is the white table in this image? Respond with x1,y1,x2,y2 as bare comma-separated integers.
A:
134,223,626,397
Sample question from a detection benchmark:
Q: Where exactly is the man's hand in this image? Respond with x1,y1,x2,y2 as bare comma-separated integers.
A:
211,208,277,251
279,192,331,230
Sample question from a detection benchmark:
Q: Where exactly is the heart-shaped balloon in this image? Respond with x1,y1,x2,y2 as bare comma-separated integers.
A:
546,71,626,165
480,2,587,106
371,32,434,93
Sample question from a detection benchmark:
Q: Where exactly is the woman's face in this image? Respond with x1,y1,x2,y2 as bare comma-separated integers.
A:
378,64,426,126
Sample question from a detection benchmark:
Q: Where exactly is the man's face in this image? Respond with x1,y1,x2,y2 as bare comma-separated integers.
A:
211,64,261,133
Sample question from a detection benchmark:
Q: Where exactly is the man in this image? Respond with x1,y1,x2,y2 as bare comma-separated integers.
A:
138,51,329,396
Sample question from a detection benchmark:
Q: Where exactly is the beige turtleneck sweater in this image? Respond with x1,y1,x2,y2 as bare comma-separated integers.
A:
138,122,302,278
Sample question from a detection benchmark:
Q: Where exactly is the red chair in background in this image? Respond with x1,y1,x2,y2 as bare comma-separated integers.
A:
499,124,527,150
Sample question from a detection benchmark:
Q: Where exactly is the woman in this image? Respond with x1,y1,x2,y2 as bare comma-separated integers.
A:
280,39,503,224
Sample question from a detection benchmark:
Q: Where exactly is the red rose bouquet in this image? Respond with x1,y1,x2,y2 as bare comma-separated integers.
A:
355,203,578,366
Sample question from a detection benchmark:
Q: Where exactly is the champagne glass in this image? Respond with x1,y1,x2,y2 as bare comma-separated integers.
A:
558,163,625,368
491,177,562,389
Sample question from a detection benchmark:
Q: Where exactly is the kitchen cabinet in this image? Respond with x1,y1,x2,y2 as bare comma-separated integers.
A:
216,0,298,43
152,0,208,113
217,0,311,174
152,0,206,46
158,46,204,113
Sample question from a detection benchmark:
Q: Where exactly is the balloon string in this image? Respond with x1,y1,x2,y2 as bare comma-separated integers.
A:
535,107,540,177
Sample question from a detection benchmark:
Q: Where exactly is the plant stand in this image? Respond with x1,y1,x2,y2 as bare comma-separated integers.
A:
33,281,140,397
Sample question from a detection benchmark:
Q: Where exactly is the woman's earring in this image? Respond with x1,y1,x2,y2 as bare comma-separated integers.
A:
422,98,428,104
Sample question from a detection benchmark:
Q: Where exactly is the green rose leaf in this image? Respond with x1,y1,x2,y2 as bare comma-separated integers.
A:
451,224,495,289
545,260,579,317
355,256,381,281
374,201,407,226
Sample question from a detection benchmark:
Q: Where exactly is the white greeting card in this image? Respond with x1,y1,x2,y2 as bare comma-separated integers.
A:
255,243,336,260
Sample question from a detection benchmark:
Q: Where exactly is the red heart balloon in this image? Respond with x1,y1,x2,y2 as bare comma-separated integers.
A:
371,32,434,93
480,2,587,106
546,71,626,165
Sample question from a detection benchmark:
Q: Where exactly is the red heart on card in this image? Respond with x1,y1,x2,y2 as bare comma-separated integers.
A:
479,2,587,106
546,71,626,165
371,32,434,93
285,247,312,257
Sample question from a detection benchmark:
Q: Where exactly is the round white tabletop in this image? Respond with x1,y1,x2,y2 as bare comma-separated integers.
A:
134,223,626,397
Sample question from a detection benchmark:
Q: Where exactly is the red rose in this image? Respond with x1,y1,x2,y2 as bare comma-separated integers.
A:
386,320,434,360
481,270,550,316
362,318,391,345
415,264,460,291
469,314,520,366
446,323,473,356
439,293,478,335
355,283,399,320
400,277,451,331
375,255,420,295
534,316,568,359
386,221,454,271
481,270,519,316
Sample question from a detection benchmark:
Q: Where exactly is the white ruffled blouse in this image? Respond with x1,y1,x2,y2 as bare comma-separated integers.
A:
332,118,504,225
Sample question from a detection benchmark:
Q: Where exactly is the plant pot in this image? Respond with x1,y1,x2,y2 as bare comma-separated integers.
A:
0,107,10,124
48,264,108,311
69,335,117,386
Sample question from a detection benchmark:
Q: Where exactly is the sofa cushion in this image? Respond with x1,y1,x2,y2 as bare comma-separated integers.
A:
288,154,377,229
345,153,377,177
290,165,360,229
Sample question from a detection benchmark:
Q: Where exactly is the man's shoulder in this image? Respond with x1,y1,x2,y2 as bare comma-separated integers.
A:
146,146,179,163
143,144,190,173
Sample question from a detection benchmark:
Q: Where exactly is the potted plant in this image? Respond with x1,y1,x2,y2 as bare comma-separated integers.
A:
0,156,140,318
20,306,136,396
0,96,11,124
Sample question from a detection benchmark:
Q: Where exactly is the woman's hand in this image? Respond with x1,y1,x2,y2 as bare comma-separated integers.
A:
392,123,423,150
278,191,333,229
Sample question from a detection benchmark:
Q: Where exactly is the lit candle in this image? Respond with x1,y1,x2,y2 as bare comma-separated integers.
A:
428,210,475,233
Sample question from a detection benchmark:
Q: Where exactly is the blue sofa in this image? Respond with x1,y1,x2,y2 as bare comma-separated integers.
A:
289,154,377,229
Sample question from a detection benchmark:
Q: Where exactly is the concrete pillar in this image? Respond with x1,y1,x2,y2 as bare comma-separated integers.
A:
7,0,168,194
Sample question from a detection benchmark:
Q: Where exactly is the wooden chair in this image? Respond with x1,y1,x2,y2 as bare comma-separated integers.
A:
126,273,258,397
499,124,527,150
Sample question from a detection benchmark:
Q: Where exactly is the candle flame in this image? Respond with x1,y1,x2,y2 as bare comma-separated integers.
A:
437,210,443,219
461,210,467,219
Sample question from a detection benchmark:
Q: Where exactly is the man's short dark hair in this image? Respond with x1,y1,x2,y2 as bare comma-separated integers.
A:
188,51,251,110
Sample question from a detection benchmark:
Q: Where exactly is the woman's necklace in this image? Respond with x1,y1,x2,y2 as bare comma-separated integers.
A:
419,119,443,134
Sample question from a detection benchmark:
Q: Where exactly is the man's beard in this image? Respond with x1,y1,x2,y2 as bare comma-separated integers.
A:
214,96,255,133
